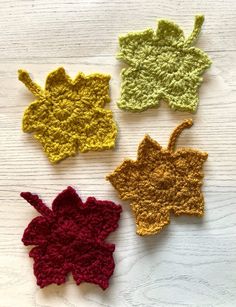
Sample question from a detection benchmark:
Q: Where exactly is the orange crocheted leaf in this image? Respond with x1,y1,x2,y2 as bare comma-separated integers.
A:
137,135,162,166
131,200,171,236
107,119,208,236
171,149,207,217
107,160,139,200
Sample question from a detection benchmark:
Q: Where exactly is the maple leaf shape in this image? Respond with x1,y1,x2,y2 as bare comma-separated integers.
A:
18,67,117,163
21,186,122,289
117,15,211,112
107,119,208,236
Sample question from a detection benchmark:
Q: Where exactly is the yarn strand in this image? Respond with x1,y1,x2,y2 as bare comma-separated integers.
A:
185,15,204,46
167,119,193,152
18,70,43,97
20,192,53,218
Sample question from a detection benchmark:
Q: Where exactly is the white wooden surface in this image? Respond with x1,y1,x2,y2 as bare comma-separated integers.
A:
0,1,236,306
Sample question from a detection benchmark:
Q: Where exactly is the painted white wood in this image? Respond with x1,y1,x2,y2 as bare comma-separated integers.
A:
0,1,236,306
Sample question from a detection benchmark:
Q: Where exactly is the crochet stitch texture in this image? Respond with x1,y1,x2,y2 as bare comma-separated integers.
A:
117,15,211,112
107,119,208,236
18,67,117,163
21,186,122,289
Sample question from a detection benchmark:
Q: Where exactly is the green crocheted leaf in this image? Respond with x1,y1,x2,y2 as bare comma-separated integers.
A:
118,29,154,65
155,20,184,46
117,15,211,113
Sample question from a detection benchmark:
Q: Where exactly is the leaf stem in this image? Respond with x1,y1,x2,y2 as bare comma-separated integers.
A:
18,69,43,97
185,15,204,46
20,192,53,218
167,119,193,152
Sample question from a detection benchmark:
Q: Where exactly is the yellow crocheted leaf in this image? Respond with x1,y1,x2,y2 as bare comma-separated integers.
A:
35,129,79,164
18,68,117,163
45,67,70,91
78,109,117,152
107,119,208,236
80,75,111,108
22,99,49,132
117,15,211,113
45,67,111,108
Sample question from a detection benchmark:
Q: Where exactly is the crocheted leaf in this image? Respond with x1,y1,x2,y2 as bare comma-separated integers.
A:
71,242,115,290
29,243,115,289
107,160,140,200
21,187,122,289
45,68,110,107
107,119,208,236
156,20,184,45
18,67,117,163
22,216,52,246
29,245,69,287
117,15,211,112
51,185,83,217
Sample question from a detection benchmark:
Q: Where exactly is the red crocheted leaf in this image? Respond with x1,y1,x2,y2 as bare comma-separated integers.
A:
52,186,122,241
29,245,69,287
52,186,83,217
83,197,122,241
29,242,115,289
21,187,122,289
22,216,52,246
71,242,115,290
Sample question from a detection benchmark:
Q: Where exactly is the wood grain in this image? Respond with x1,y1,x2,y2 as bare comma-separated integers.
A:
0,1,236,306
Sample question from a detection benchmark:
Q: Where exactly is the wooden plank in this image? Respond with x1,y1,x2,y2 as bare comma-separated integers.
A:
0,1,236,306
